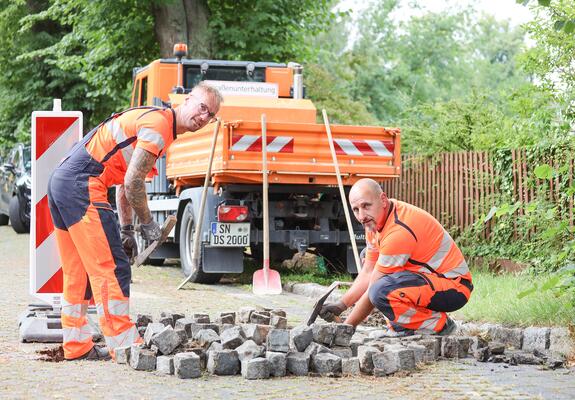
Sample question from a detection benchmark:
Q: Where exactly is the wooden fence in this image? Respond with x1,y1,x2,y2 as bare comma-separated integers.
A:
381,149,575,232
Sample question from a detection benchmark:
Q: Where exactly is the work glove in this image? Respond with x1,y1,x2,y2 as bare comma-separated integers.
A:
139,219,162,242
319,300,348,322
120,227,138,262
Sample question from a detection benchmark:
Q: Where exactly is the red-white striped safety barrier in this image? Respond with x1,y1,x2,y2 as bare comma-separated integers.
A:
231,134,294,153
30,101,82,306
334,139,395,157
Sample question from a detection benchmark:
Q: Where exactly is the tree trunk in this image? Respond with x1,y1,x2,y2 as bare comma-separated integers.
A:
152,0,212,58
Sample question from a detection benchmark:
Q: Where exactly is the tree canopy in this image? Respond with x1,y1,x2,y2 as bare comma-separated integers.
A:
0,0,336,146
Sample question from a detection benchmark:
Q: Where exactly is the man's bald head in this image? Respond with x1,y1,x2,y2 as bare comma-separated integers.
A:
349,178,383,200
349,178,389,232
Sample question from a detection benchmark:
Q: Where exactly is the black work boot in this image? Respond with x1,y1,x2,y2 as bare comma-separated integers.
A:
437,317,457,336
67,346,111,361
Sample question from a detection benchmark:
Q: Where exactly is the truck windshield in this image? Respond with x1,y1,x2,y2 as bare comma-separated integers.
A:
185,65,266,88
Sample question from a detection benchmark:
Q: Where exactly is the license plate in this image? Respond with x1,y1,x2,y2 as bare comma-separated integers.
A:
209,222,250,247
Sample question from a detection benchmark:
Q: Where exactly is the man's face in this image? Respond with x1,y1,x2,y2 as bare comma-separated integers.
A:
177,89,219,132
349,188,388,232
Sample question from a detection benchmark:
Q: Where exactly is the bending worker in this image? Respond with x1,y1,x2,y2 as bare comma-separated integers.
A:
320,178,473,336
48,83,223,360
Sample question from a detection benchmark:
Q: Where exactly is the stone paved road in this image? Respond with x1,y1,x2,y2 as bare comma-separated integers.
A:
1,225,573,399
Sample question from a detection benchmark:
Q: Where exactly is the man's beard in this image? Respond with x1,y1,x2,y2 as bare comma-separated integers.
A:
362,219,377,232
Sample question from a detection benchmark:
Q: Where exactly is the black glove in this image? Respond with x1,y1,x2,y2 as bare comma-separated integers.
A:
319,300,348,322
120,227,138,261
139,219,161,242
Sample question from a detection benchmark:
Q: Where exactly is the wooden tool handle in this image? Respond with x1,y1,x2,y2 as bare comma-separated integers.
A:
134,215,177,268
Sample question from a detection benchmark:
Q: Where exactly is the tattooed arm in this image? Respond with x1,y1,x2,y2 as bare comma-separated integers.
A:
116,184,134,227
124,147,157,224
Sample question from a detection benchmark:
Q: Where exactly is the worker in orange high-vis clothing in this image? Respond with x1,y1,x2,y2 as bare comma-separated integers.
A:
319,178,473,336
47,82,223,360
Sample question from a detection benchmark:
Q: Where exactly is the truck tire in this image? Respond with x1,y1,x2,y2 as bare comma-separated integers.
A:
9,196,29,234
179,202,222,284
0,213,8,226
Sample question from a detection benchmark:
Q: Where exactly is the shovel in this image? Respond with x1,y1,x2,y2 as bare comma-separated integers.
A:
252,114,282,295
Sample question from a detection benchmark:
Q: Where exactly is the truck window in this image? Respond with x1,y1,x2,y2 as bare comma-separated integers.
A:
132,79,140,107
141,77,148,106
184,66,266,88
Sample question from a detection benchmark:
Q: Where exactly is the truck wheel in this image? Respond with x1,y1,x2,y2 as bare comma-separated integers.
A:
9,196,29,234
0,213,8,226
134,216,165,266
179,202,222,284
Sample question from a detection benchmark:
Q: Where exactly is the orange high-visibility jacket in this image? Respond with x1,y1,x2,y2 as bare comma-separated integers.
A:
365,200,471,281
84,108,176,187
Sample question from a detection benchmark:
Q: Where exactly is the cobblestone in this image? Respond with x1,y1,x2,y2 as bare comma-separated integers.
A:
1,227,574,399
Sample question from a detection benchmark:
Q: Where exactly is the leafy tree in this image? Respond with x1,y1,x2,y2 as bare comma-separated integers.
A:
520,1,575,116
0,0,336,147
0,0,158,147
306,0,558,153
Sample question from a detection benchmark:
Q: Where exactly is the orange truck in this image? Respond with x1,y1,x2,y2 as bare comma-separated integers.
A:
130,45,401,283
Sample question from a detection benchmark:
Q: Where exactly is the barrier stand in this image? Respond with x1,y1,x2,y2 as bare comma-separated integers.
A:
18,99,84,343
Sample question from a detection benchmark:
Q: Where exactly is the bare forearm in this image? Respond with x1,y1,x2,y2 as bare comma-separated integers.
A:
341,260,375,307
116,184,134,226
124,176,152,224
344,267,385,327
124,147,157,225
344,291,374,327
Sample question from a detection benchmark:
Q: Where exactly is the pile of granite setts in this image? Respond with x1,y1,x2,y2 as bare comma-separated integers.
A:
114,307,568,380
114,306,432,379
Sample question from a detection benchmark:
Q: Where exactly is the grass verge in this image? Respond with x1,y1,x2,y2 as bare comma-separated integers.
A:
222,254,573,327
453,268,573,327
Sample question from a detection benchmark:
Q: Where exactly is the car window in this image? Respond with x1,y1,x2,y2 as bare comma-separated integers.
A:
23,147,31,172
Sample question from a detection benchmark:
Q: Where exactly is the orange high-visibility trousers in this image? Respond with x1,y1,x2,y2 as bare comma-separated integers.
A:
48,145,141,360
368,271,473,333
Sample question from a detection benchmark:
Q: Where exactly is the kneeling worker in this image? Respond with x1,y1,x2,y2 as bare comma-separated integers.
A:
320,178,473,335
48,83,223,360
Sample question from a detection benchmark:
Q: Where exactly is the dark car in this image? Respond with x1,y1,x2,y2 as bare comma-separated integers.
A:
0,143,31,233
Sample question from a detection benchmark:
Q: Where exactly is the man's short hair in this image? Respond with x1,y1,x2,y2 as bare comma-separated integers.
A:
193,82,224,110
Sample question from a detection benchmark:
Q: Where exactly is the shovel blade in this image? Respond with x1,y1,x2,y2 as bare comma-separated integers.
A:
252,268,282,295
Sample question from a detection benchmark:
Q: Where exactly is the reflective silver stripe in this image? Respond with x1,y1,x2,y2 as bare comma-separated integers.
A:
61,299,88,318
266,136,292,153
96,303,104,316
106,119,126,143
416,311,443,334
231,135,258,151
106,119,133,165
138,127,165,150
121,143,134,165
108,300,129,316
427,230,453,269
396,308,417,325
377,254,410,267
443,260,470,278
104,325,139,351
366,139,392,157
63,326,92,343
334,139,362,156
417,267,432,275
